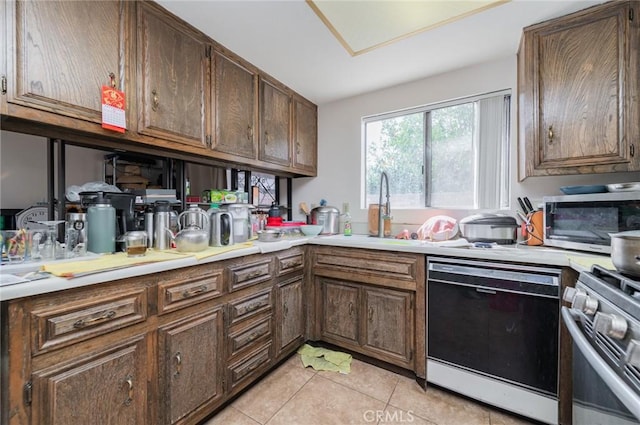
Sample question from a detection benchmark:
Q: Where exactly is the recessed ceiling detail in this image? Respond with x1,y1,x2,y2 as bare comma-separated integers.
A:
307,0,510,56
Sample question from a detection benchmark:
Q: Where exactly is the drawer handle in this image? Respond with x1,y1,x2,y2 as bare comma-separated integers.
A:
108,72,117,89
283,302,288,318
245,270,264,280
348,302,354,316
151,89,159,111
182,284,207,299
241,300,265,315
282,259,302,269
368,306,374,322
124,375,133,406
174,352,182,376
247,125,253,141
548,125,554,143
246,360,261,374
73,310,117,329
247,331,260,342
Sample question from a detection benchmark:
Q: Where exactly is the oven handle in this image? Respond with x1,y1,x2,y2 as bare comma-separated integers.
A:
561,307,640,420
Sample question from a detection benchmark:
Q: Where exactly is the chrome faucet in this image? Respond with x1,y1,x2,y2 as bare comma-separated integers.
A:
377,171,390,238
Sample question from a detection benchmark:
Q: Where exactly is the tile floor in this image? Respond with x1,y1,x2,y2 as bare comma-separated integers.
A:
204,355,536,425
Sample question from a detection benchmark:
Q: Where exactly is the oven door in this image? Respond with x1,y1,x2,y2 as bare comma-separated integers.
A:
561,308,640,424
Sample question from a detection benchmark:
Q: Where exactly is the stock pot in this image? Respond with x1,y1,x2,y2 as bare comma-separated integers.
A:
609,230,640,277
310,206,340,235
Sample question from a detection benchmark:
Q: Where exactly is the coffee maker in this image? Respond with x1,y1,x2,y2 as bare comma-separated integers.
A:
79,191,137,242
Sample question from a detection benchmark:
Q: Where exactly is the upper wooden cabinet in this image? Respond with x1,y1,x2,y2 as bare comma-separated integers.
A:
5,0,131,124
212,50,258,159
518,1,640,179
136,1,209,148
292,94,318,175
259,76,292,166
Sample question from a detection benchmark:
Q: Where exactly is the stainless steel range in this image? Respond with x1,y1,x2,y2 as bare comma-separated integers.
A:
562,265,640,424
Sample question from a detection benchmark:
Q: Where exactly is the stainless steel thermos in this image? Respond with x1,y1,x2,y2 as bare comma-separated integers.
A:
144,206,154,248
153,200,171,250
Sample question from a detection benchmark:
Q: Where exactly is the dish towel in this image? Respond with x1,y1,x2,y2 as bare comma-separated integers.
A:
297,343,352,374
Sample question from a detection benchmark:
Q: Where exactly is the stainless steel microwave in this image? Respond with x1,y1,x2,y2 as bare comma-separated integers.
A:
543,192,640,254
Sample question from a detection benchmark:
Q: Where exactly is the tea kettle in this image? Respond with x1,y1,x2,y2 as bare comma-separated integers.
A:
166,210,209,252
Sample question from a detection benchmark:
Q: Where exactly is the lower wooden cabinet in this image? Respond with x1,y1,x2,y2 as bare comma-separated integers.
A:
276,276,305,356
318,278,414,368
30,335,148,425
311,246,424,374
321,279,359,345
158,308,224,425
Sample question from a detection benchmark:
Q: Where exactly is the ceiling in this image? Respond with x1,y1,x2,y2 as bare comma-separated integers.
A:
155,0,602,106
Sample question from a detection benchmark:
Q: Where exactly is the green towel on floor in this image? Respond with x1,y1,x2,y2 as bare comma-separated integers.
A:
297,344,352,374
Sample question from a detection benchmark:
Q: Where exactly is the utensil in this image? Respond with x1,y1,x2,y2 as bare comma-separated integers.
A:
609,230,640,277
607,182,640,192
517,197,528,214
299,202,310,215
523,197,534,213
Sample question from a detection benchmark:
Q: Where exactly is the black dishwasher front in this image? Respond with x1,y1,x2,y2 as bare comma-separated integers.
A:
427,257,561,424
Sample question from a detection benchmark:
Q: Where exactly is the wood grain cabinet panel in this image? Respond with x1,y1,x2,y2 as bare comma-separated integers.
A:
362,287,413,365
259,76,291,166
31,335,148,425
212,50,257,159
228,257,273,292
518,1,640,178
7,0,130,124
227,342,272,391
228,288,272,325
157,265,224,314
292,94,318,176
276,276,305,355
275,248,304,277
137,1,209,148
321,279,360,345
158,308,224,425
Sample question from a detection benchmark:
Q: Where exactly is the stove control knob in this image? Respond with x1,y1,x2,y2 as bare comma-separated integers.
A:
625,340,640,369
594,312,628,340
571,292,598,315
563,287,583,304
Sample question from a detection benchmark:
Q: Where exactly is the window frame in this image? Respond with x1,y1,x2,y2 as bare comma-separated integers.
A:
362,89,511,210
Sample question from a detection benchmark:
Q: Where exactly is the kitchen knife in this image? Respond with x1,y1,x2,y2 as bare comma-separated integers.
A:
523,197,535,212
517,197,528,214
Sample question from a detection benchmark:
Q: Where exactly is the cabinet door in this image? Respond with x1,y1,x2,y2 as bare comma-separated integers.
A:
8,0,129,123
158,308,224,425
292,95,318,175
212,51,257,159
277,277,304,354
362,287,413,366
31,335,148,425
137,2,208,148
259,77,291,166
320,279,359,345
519,1,640,177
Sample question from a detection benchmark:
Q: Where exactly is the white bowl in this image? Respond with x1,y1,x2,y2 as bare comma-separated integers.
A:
300,225,323,236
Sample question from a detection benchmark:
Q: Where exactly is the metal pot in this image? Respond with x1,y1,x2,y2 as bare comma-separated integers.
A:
459,213,518,244
310,206,340,235
609,230,640,277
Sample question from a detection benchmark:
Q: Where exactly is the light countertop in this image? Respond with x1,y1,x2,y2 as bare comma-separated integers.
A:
0,235,613,301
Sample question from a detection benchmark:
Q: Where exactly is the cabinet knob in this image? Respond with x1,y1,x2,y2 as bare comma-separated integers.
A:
152,89,159,112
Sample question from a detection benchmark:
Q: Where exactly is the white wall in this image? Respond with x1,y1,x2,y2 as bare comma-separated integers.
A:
292,55,640,234
0,130,108,210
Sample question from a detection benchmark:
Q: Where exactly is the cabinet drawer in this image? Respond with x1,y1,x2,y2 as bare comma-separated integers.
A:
228,288,272,325
228,316,272,358
228,258,273,292
31,289,147,354
276,249,304,276
158,268,224,314
313,247,419,289
227,343,271,390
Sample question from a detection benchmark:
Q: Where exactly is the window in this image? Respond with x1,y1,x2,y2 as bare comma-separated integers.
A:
364,91,510,210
